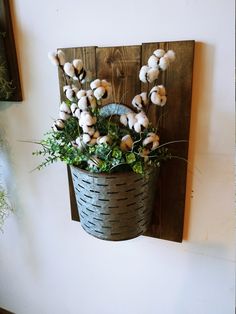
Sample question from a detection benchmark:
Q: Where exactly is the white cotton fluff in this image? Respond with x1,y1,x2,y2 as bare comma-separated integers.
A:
53,119,65,131
148,55,159,68
70,103,78,115
90,79,101,90
139,65,149,83
57,50,66,66
132,95,143,111
159,56,170,71
150,85,167,106
94,86,106,100
64,62,75,77
48,52,59,66
79,112,96,127
134,112,149,133
78,96,88,110
127,112,137,129
165,50,176,62
76,90,87,99
65,88,74,101
120,135,133,151
150,92,161,105
143,132,160,150
120,114,128,126
97,135,111,145
82,133,91,144
72,59,83,73
147,67,159,83
59,102,71,120
82,126,95,136
153,49,165,58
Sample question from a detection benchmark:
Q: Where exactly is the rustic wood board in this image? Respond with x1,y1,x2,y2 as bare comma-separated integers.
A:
0,0,22,101
58,40,195,242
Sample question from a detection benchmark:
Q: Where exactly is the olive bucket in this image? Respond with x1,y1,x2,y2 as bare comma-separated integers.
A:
70,165,157,241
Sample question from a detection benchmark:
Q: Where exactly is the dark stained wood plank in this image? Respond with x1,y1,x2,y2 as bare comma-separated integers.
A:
95,45,141,107
0,0,22,101
142,41,195,242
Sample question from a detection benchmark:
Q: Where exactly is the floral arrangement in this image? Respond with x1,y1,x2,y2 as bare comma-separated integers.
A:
33,47,176,174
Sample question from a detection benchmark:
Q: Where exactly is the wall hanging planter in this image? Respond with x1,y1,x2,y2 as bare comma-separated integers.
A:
71,165,158,241
38,41,194,242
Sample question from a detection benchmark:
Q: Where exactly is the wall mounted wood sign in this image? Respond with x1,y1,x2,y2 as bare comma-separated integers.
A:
0,0,22,101
58,40,195,242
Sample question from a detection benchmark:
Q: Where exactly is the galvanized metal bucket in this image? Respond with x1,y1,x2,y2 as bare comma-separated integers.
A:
70,165,157,241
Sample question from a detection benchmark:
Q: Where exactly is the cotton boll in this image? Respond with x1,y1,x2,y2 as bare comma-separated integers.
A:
147,68,159,83
74,108,82,119
134,123,142,133
48,52,59,66
97,135,111,145
59,111,71,120
153,49,165,58
86,89,93,97
140,92,148,105
148,55,159,68
143,132,160,150
165,50,176,62
78,96,88,110
94,86,106,100
120,114,128,126
150,92,161,105
70,103,78,115
132,95,143,111
60,102,71,114
82,126,95,136
159,56,170,71
90,79,101,90
64,62,75,77
136,111,149,128
139,65,149,83
53,119,65,131
127,112,137,129
65,88,74,101
57,50,66,65
120,134,133,151
82,133,91,144
76,90,87,99
72,59,83,73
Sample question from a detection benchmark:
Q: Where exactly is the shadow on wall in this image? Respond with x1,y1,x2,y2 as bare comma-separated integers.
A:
183,41,215,240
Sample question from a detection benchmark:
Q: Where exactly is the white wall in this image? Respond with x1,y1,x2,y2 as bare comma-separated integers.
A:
0,0,235,313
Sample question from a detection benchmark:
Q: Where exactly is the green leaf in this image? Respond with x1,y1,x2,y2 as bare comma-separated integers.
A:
112,147,122,159
132,162,143,174
126,152,136,164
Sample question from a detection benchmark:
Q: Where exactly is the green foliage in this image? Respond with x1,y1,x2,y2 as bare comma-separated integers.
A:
33,110,172,175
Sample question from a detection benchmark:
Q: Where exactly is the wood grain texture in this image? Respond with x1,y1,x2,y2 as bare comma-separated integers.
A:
96,46,141,106
57,41,195,242
0,0,22,101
